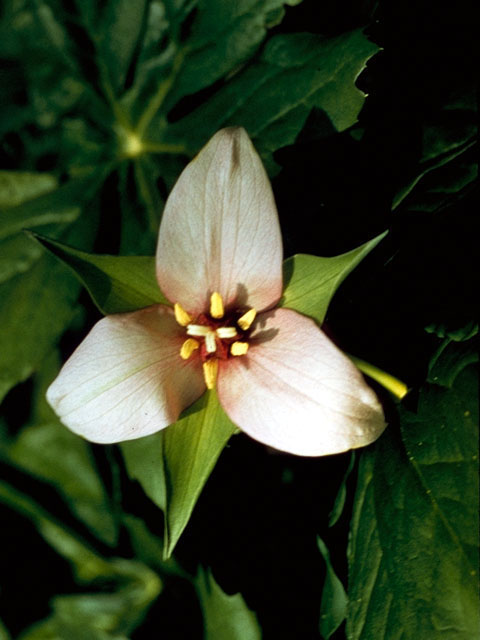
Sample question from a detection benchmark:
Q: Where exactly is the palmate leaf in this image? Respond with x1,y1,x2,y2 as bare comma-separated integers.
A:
347,339,479,639
157,28,380,168
124,0,303,127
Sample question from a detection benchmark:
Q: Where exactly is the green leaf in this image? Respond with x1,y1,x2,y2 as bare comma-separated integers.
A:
123,514,187,579
280,231,387,324
328,452,355,528
31,234,167,314
3,422,117,545
0,249,80,402
317,537,348,640
99,0,148,93
0,170,66,283
195,567,261,640
165,0,303,108
0,481,161,640
158,28,379,168
0,348,117,545
0,170,57,208
162,390,237,557
347,342,479,639
425,319,478,342
392,88,477,212
0,171,103,400
120,432,166,511
428,338,479,388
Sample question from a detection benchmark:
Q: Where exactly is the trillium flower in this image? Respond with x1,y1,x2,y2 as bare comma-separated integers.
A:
47,128,386,456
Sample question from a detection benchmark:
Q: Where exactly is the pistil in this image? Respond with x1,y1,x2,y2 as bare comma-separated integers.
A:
174,292,256,389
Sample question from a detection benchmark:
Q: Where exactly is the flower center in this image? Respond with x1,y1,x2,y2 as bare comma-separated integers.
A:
174,292,256,389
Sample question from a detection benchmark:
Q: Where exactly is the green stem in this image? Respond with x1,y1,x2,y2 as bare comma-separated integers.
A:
349,355,408,400
141,142,188,155
136,50,186,137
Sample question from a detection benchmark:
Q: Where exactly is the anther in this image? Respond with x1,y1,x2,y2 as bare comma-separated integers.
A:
187,324,210,337
210,292,224,319
180,338,199,360
203,359,218,389
230,341,249,356
237,308,256,331
205,331,217,354
174,303,192,327
216,327,237,339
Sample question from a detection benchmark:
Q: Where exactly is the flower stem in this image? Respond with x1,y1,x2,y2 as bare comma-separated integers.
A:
349,355,408,400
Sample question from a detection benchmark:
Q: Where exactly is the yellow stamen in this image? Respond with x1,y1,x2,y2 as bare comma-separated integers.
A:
205,331,217,354
210,292,224,319
230,341,249,356
187,324,210,337
237,308,256,331
203,359,218,389
180,338,199,360
174,303,192,327
216,326,237,339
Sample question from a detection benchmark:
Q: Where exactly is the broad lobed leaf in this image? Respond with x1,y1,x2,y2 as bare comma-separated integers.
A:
347,339,479,640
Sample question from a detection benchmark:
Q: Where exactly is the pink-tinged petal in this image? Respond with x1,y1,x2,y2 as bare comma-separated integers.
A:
46,306,205,443
156,127,283,315
217,308,386,456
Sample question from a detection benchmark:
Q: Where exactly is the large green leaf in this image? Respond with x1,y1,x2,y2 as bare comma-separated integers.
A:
164,0,303,108
158,28,379,167
127,0,301,131
162,390,237,557
347,341,479,639
32,234,167,314
280,231,387,324
195,567,262,640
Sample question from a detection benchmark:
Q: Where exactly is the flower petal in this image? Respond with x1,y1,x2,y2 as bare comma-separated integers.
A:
156,127,283,315
47,306,205,443
217,308,386,456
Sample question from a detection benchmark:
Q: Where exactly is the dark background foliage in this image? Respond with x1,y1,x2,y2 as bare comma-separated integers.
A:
0,0,477,638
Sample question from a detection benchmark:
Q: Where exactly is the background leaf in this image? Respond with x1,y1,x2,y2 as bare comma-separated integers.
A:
317,537,348,640
195,567,261,640
347,339,479,639
157,28,379,169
